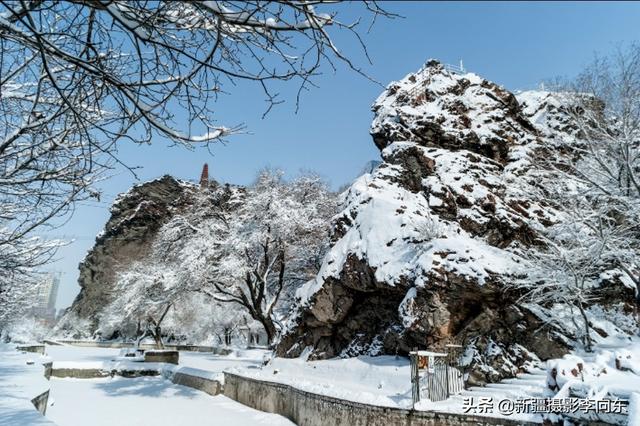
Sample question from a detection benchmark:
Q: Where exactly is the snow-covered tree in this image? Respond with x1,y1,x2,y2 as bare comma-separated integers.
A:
2,316,52,344
96,173,336,346
0,237,60,334
96,183,233,345
169,292,252,346
569,44,640,201
558,45,640,309
0,272,42,335
519,45,640,349
206,170,337,344
0,1,391,298
517,201,635,350
52,310,93,341
100,262,191,349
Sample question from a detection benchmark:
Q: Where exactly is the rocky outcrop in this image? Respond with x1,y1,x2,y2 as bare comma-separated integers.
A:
277,61,635,384
65,175,222,329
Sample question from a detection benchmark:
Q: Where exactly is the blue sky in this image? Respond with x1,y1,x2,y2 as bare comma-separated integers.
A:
46,1,640,308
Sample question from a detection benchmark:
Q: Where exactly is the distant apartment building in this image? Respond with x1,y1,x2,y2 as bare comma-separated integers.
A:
31,273,60,324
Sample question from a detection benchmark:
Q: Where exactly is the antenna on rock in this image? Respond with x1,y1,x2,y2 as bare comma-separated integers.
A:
199,163,209,188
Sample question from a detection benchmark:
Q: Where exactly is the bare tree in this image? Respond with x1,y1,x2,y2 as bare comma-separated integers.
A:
0,1,392,289
568,44,640,200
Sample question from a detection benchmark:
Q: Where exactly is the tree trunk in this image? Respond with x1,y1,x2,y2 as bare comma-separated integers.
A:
152,325,165,350
577,302,593,352
258,315,277,346
135,320,142,344
136,327,150,349
150,304,172,350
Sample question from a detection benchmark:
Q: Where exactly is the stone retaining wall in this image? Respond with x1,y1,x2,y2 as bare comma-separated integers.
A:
144,350,179,364
171,372,222,396
49,367,160,379
17,344,45,354
50,368,112,379
53,340,216,352
223,372,540,426
31,390,50,415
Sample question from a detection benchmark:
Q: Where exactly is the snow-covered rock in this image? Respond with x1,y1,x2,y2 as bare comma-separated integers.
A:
276,60,636,385
59,175,237,334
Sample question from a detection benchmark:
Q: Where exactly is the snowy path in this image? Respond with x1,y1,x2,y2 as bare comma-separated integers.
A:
46,376,294,426
45,345,120,363
179,349,266,376
2,344,292,426
45,345,265,381
0,344,56,425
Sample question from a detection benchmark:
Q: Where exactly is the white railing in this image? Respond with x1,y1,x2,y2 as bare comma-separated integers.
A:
444,62,465,74
405,72,432,99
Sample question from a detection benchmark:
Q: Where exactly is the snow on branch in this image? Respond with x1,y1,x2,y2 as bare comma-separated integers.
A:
0,1,392,293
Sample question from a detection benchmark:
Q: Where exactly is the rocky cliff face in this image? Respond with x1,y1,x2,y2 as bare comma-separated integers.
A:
276,61,635,384
66,176,204,326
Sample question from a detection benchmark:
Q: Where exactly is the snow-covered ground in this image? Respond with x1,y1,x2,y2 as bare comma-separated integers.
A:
45,344,266,382
230,337,640,424
46,345,120,364
230,354,414,408
46,377,293,426
1,344,289,426
180,348,267,376
0,344,56,425
4,342,638,425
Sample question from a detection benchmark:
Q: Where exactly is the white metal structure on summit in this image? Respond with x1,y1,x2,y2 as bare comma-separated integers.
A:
405,60,466,99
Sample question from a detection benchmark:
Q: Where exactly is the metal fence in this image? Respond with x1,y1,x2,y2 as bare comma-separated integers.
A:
410,347,465,405
426,356,450,402
443,62,465,74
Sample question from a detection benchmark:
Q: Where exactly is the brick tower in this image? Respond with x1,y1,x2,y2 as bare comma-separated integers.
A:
199,163,209,188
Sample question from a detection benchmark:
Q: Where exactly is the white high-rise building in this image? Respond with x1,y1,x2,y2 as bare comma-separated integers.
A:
31,273,60,323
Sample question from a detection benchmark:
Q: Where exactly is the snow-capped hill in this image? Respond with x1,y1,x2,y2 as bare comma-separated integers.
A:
61,175,230,326
277,61,635,385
